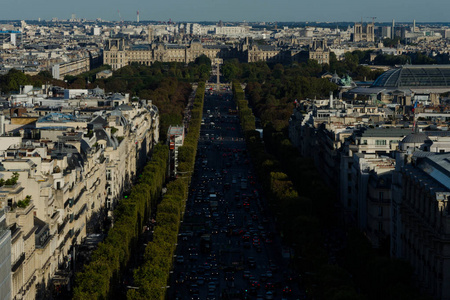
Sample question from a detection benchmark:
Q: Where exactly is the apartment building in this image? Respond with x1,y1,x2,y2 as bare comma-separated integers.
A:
350,153,395,247
0,91,159,299
51,55,90,80
0,209,11,300
289,96,450,298
392,152,450,299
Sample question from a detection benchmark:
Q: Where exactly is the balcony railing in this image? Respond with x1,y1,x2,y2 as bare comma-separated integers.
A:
58,217,69,234
73,188,86,207
12,252,25,273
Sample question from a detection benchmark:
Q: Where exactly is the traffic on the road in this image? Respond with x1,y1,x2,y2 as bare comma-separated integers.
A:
169,87,305,300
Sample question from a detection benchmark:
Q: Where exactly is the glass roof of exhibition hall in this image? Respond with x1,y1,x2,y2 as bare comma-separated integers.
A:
372,65,450,88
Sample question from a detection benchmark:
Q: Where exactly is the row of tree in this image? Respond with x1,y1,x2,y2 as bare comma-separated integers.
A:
221,61,340,131
233,82,343,298
68,57,211,93
127,83,205,299
73,144,169,300
221,53,384,85
232,81,255,132
177,83,206,175
234,81,429,300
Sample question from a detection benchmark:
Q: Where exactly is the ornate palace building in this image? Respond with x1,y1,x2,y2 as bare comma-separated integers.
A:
308,39,330,65
103,38,297,70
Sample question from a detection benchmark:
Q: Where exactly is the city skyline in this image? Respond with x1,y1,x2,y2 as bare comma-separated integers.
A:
1,0,450,23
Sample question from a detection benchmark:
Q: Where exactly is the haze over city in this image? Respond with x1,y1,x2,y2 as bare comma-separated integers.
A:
2,0,450,22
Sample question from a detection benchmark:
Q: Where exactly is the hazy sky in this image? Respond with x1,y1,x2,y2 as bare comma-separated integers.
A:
2,0,450,22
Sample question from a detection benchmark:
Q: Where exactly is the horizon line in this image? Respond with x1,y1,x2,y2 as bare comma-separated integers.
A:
1,19,449,24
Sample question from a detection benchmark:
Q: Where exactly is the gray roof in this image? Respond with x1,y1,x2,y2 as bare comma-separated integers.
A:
52,143,86,168
372,65,450,88
116,104,133,111
95,129,118,149
347,86,391,95
130,44,151,50
90,115,107,125
167,44,185,49
253,44,278,51
204,45,229,49
415,153,450,191
92,86,105,95
111,93,125,101
401,132,431,144
359,128,411,138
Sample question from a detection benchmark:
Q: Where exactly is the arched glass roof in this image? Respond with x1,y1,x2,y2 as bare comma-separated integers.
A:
372,65,450,88
37,112,78,123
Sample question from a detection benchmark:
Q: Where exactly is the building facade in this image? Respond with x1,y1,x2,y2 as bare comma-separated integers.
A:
103,38,295,70
0,209,11,300
353,22,375,42
0,90,160,299
392,153,450,299
309,39,330,65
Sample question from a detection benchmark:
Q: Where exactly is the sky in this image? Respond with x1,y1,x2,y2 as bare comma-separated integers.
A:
2,0,450,23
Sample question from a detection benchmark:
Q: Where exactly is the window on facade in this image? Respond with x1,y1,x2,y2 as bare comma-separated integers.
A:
375,140,387,146
348,198,351,207
378,222,383,232
362,139,368,145
378,206,383,216
379,192,384,201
